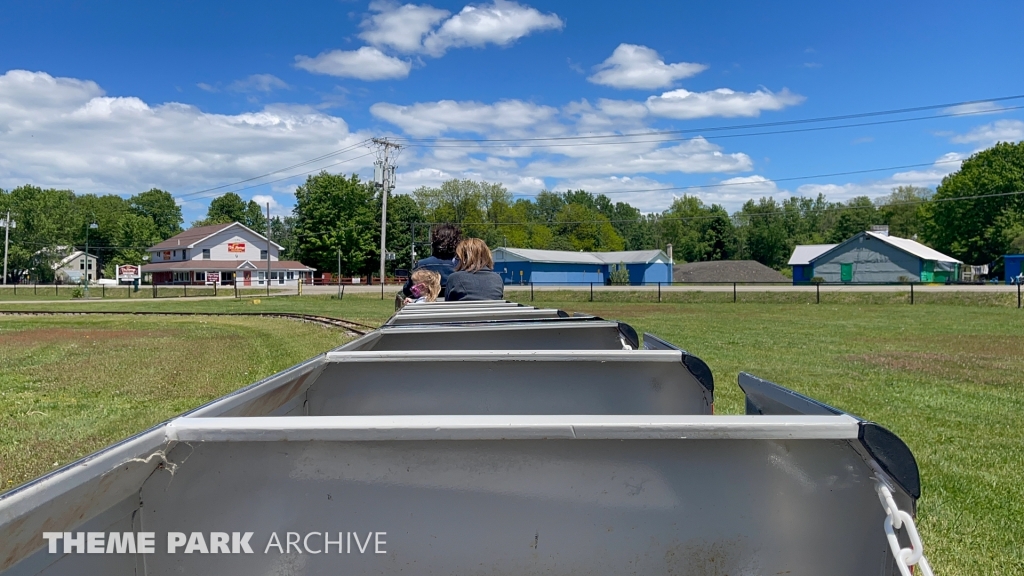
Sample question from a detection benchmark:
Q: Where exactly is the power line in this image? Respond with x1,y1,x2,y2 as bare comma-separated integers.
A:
176,150,377,202
174,139,372,200
510,159,964,197
392,94,1024,144
397,105,1024,150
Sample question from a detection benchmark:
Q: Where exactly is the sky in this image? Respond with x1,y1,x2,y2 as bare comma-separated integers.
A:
0,0,1022,223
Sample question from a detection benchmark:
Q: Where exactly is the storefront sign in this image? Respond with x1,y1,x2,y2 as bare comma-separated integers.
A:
206,272,220,284
228,242,246,253
117,264,141,281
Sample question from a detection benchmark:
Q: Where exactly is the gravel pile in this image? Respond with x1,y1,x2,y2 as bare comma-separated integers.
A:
673,260,789,283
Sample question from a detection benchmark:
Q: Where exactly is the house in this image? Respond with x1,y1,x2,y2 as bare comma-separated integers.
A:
53,250,99,283
491,248,672,285
141,222,315,287
788,231,961,284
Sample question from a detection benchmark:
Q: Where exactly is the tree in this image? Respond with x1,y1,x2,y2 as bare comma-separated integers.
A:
553,203,624,251
658,196,735,262
734,198,790,268
0,185,78,282
104,213,161,277
130,189,182,240
926,142,1024,264
876,186,932,239
194,193,266,230
383,194,423,273
828,196,878,242
292,172,377,276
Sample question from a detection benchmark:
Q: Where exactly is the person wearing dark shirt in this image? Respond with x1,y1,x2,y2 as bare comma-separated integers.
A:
445,238,504,301
402,224,461,298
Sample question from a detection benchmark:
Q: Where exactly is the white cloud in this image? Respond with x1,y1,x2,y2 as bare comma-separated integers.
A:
645,87,805,119
250,194,290,218
588,44,707,90
943,101,1006,116
359,1,450,53
950,119,1024,147
370,99,559,137
421,0,563,57
228,74,289,93
294,47,411,80
0,70,373,210
521,138,752,179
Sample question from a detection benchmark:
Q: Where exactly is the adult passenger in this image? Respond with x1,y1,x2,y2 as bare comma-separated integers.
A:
402,224,462,299
445,238,504,301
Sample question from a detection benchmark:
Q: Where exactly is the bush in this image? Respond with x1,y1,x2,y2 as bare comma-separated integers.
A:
609,263,630,285
70,287,84,298
810,276,825,284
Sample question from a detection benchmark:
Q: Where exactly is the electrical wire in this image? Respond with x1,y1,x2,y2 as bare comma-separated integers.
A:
392,94,1024,144
396,105,1024,150
174,139,372,200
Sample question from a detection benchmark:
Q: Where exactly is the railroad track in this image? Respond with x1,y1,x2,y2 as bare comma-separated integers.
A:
0,310,376,335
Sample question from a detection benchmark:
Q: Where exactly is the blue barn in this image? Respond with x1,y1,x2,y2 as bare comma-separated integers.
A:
492,248,673,285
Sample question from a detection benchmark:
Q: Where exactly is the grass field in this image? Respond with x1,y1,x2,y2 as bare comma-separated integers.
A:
0,294,1021,574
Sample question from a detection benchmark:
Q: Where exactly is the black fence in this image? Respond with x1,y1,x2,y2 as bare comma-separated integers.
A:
503,281,1024,308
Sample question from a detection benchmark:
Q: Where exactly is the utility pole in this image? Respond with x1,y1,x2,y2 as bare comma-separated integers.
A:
2,210,13,285
84,221,97,298
372,137,401,290
266,203,272,296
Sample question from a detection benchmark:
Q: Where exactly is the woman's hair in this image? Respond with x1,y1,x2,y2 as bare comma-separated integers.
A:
410,269,441,301
454,238,494,272
431,224,462,260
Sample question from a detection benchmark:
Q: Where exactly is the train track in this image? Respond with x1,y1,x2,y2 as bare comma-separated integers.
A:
0,310,376,335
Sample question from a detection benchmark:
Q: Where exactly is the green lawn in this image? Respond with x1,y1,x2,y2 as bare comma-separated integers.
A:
0,294,1020,574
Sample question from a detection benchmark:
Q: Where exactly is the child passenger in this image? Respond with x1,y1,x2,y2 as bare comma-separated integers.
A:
403,269,442,305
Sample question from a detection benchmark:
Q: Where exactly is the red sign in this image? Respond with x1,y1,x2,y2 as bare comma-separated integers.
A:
228,242,246,253
162,251,171,260
117,265,141,281
206,272,220,284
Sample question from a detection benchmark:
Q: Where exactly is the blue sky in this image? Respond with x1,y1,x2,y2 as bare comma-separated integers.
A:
1,0,1022,222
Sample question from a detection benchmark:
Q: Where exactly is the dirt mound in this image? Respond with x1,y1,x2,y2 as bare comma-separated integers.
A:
673,260,788,283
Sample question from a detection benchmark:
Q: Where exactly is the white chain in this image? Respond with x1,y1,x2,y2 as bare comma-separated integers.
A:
875,481,935,576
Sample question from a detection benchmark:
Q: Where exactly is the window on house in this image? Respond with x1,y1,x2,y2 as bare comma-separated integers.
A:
173,271,190,283
182,250,187,260
260,249,268,260
80,260,85,270
88,261,92,270
202,248,210,259
195,272,206,282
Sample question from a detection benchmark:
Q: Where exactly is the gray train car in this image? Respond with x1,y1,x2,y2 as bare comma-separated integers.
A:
0,302,932,576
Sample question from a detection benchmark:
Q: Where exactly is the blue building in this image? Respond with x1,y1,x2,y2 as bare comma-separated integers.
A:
1004,255,1024,284
788,231,961,284
492,248,673,285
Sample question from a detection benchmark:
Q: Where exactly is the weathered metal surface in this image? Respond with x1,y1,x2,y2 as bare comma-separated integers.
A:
337,321,631,351
127,437,888,575
386,307,566,325
308,350,712,416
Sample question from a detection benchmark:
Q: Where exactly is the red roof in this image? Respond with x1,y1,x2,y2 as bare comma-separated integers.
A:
141,260,315,272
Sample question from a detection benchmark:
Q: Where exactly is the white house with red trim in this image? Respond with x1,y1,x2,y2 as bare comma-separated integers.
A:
141,222,314,287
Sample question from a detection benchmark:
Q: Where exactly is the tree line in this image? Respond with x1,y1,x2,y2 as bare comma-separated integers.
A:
2,140,1022,281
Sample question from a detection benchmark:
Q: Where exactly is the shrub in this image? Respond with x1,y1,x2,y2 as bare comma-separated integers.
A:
609,263,630,285
70,287,84,298
810,276,825,284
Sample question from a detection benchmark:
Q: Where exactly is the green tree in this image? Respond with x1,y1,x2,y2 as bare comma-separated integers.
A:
292,172,377,276
129,189,182,240
658,196,735,262
194,193,267,230
553,203,624,251
926,142,1024,264
383,194,423,273
735,197,790,268
0,185,78,282
104,213,161,277
827,196,878,242
876,186,932,239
